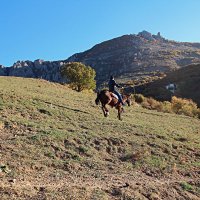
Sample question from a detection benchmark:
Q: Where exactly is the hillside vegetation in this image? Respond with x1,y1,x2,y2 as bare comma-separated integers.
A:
0,77,200,199
144,64,200,106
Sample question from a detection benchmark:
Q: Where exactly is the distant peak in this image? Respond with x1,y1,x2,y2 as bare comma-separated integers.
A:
138,30,152,35
137,30,164,41
138,30,154,41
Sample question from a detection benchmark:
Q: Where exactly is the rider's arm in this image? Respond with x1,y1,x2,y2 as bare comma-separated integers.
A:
113,80,121,88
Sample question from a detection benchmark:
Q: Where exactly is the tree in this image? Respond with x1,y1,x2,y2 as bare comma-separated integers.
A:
61,62,96,92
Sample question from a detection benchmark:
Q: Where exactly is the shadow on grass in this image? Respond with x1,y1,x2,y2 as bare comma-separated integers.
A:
43,101,90,115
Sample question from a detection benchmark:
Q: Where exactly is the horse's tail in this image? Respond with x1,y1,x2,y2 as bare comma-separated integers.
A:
95,92,100,105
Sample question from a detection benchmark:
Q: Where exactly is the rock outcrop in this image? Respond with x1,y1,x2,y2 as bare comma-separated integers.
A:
0,60,66,83
138,30,156,41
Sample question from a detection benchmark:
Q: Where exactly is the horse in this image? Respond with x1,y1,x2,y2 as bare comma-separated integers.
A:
95,89,131,120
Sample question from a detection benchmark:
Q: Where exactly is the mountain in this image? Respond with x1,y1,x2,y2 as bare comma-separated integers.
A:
0,76,200,199
66,31,200,84
141,64,200,106
1,31,200,85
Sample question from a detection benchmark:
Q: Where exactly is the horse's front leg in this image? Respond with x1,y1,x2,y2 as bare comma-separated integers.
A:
101,106,106,117
105,105,109,116
101,104,109,117
118,106,122,120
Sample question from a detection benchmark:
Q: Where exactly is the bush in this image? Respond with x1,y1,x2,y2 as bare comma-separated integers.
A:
61,62,96,92
146,98,162,111
171,96,198,117
134,94,200,119
180,182,193,191
160,101,172,113
140,97,162,111
191,108,200,119
141,101,151,109
134,94,145,103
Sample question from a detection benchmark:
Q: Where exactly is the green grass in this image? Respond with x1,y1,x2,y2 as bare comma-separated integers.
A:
0,77,200,199
180,182,193,191
0,77,200,166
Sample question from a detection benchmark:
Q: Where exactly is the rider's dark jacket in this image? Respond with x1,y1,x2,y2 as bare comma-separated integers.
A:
108,79,120,92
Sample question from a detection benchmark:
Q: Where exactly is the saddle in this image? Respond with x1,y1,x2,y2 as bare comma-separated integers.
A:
110,92,118,100
109,92,119,107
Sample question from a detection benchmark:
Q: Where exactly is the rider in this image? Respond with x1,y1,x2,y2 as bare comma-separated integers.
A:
108,75,124,105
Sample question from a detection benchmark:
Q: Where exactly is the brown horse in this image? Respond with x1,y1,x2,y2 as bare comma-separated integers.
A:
95,89,131,120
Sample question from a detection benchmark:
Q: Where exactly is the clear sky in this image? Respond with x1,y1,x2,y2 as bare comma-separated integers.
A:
1,0,200,66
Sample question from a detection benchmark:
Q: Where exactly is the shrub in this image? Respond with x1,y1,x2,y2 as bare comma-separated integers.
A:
160,101,172,113
141,101,151,109
193,108,200,119
133,94,199,119
134,94,145,103
140,97,162,111
171,96,198,117
146,98,162,111
180,182,193,191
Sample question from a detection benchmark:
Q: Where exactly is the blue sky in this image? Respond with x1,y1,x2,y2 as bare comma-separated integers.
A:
1,0,200,66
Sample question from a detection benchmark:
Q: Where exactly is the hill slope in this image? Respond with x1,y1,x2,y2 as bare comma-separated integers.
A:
0,77,200,199
143,64,200,106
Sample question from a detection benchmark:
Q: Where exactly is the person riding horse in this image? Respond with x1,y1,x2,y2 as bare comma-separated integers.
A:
95,75,131,120
108,75,124,105
95,88,131,120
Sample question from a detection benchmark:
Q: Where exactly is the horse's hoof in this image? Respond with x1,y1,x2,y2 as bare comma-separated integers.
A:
104,112,109,117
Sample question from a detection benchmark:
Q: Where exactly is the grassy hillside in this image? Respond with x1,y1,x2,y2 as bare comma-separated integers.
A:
0,77,200,199
144,64,200,106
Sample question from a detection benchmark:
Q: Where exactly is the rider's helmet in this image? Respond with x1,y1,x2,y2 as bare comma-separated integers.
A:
110,75,114,80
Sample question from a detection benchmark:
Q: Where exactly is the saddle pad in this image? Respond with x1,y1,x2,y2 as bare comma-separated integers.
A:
111,93,118,100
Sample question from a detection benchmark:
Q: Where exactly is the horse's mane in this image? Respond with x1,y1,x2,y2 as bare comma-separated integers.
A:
100,89,109,93
95,89,111,105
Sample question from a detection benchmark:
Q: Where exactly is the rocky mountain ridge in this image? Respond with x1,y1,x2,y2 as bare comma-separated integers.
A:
1,31,200,85
0,59,66,82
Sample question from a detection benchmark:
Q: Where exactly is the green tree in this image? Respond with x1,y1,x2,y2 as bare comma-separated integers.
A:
61,62,96,92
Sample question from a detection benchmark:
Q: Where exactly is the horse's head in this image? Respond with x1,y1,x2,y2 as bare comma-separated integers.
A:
124,94,132,106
